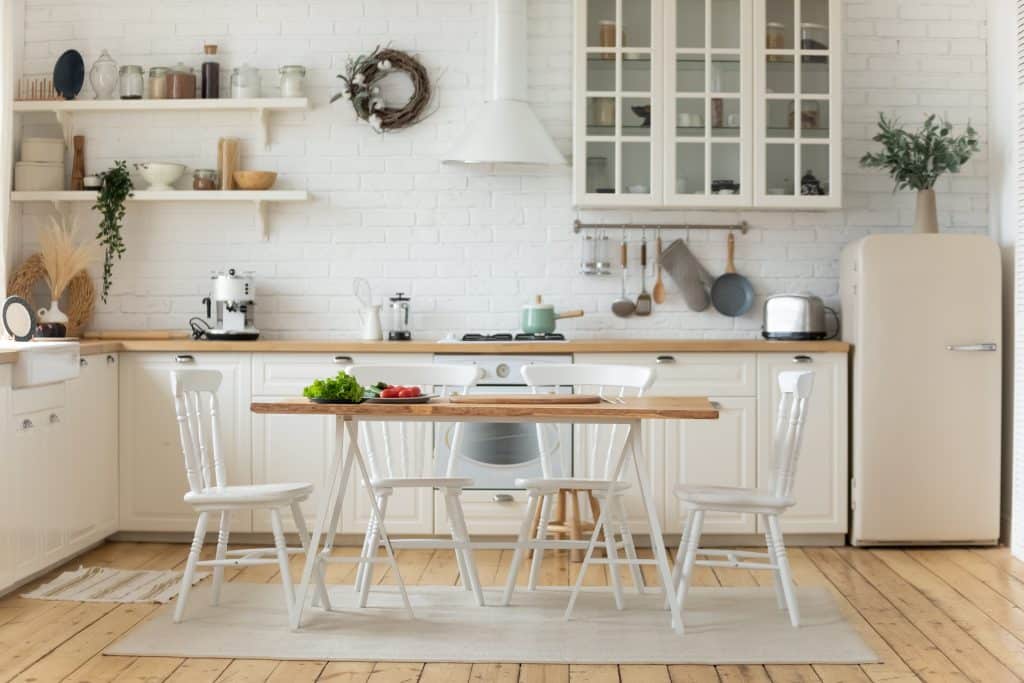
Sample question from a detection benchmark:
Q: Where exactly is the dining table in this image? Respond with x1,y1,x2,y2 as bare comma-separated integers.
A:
250,396,719,633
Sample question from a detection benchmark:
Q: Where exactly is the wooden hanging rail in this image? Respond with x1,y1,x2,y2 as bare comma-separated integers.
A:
573,219,749,234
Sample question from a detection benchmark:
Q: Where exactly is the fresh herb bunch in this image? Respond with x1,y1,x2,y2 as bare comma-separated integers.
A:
860,114,980,191
302,371,365,403
92,160,133,302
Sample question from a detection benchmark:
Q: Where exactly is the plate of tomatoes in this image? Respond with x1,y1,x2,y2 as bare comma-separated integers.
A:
363,382,436,404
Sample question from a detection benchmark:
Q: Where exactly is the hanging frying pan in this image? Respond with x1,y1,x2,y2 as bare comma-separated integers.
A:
710,232,754,317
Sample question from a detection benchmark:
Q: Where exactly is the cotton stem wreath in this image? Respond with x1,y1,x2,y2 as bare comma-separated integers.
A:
332,45,434,132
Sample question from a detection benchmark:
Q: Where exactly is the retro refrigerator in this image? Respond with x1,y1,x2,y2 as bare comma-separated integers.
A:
841,234,1002,545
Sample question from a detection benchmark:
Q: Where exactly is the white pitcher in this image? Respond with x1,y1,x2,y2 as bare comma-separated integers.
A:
358,304,383,341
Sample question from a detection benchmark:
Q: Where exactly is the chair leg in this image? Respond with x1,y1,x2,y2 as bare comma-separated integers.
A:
174,511,209,624
762,514,785,610
443,490,472,593
565,500,610,621
448,489,485,607
292,502,331,611
600,494,625,610
669,510,693,604
211,510,230,606
768,514,800,627
501,492,541,606
353,504,377,594
359,495,389,608
528,496,544,560
270,508,297,624
611,495,644,592
528,493,553,591
675,509,704,613
568,491,584,563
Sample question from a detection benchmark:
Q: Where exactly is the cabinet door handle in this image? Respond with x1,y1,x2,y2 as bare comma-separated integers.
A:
21,419,33,430
174,354,195,364
49,413,60,424
792,355,813,364
79,357,88,367
333,355,354,365
710,401,722,410
106,355,116,365
492,494,514,503
946,343,997,352
655,355,676,364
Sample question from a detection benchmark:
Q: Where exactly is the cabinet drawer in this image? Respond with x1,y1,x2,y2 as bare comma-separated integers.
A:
252,353,433,395
574,353,756,396
444,490,531,536
11,383,65,415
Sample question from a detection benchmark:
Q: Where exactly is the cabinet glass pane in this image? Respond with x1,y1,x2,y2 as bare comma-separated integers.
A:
622,56,652,92
766,144,795,195
766,100,794,137
676,98,705,135
586,142,615,194
623,0,652,47
801,0,829,49
800,145,829,195
711,0,741,49
677,56,705,92
623,97,652,135
621,143,651,194
676,143,705,194
711,98,740,136
587,97,616,135
766,57,794,94
766,0,795,49
711,144,741,194
800,99,828,138
586,55,616,91
801,56,829,94
711,56,741,93
677,0,705,48
588,0,617,47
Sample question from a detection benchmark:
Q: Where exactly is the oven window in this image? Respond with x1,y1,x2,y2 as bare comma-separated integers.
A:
456,423,545,467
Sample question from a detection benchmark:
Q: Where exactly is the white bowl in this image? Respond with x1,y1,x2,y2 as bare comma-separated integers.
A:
135,162,186,191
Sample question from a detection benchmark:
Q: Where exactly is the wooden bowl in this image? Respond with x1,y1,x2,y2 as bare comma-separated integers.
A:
232,171,277,190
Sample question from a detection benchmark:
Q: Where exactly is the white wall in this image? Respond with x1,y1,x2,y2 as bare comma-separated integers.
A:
13,0,989,339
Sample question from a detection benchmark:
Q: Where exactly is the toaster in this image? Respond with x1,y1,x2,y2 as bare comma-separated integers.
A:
762,293,837,340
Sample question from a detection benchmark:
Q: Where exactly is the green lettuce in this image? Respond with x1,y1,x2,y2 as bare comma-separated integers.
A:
302,371,364,402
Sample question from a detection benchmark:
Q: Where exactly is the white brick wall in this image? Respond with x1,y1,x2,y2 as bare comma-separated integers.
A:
14,0,989,340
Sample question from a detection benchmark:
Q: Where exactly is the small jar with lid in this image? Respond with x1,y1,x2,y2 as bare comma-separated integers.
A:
279,65,306,97
147,67,169,99
119,65,144,99
167,62,196,99
231,64,261,98
192,169,218,191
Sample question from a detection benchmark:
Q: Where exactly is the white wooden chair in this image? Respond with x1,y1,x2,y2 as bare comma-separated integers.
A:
502,363,655,609
671,370,814,627
340,364,485,608
170,369,329,624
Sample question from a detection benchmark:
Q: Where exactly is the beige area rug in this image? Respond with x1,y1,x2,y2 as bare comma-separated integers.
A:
108,585,878,665
23,567,209,604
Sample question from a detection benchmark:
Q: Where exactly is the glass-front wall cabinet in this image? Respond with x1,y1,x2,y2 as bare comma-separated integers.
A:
573,0,840,209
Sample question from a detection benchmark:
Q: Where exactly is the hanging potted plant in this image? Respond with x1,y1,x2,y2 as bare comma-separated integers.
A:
860,114,979,234
92,160,133,302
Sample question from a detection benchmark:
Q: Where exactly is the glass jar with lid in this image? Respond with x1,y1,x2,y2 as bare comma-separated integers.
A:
192,169,217,191
279,65,306,97
168,62,196,99
118,65,144,99
231,64,261,98
147,67,169,99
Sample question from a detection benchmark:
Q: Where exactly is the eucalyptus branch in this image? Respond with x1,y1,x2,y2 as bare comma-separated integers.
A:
860,113,979,191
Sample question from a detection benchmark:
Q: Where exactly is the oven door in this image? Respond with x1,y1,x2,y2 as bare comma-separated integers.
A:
434,384,573,489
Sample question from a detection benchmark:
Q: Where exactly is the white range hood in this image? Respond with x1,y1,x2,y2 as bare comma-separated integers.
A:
444,0,566,166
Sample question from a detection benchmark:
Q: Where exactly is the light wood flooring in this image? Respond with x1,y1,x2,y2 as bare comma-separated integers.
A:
3,541,1024,681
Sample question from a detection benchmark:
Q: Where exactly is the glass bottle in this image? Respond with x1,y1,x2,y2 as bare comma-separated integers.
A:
201,44,220,98
89,49,118,100
118,65,144,99
147,67,169,99
278,65,306,97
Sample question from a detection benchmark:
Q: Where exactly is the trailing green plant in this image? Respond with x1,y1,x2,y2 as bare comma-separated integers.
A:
92,160,133,302
860,113,980,192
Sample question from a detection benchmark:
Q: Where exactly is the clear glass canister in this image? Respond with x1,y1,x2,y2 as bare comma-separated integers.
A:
119,65,144,99
147,67,169,99
231,64,261,98
168,63,196,99
279,65,306,97
192,169,217,190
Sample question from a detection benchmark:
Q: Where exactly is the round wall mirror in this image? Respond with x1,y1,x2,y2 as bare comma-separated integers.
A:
2,296,36,341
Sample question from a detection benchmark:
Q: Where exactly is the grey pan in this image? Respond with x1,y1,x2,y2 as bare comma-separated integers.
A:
659,238,712,311
710,232,754,317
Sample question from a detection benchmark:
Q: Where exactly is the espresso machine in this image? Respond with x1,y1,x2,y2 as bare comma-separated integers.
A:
196,268,260,341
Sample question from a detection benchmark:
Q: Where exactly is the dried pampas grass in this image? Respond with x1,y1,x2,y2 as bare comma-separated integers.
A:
38,214,99,300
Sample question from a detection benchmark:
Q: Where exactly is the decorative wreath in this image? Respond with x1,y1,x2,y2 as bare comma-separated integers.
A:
331,45,433,132
7,253,96,337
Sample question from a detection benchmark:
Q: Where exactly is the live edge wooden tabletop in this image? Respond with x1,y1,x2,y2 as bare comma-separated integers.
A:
250,396,719,421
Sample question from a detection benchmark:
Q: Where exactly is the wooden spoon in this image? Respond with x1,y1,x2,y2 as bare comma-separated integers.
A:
652,231,666,304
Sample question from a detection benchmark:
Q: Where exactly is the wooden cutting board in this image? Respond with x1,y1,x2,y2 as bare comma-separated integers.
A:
448,394,603,405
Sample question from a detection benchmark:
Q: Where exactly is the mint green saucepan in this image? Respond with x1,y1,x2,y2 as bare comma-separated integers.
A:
521,295,584,335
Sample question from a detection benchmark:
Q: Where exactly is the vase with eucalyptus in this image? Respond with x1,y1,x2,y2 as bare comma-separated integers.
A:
92,160,133,303
860,114,979,234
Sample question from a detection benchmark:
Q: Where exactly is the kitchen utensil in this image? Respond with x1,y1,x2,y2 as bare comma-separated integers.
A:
762,293,838,340
198,268,259,340
635,232,652,316
88,50,118,99
353,277,373,308
53,50,84,100
449,394,603,405
135,162,186,191
659,238,712,311
652,232,666,304
710,232,755,317
521,295,584,335
233,170,277,190
217,138,240,190
611,233,635,318
21,137,64,163
2,296,35,341
388,292,412,341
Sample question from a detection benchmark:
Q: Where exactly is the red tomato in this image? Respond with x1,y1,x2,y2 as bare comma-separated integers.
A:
380,388,399,398
406,386,422,397
398,389,415,398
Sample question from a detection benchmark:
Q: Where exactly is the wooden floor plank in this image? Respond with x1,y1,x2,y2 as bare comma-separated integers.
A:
568,664,618,682
717,665,772,682
764,664,821,682
469,662,519,682
316,661,374,682
367,661,423,683
164,658,232,682
621,664,671,682
805,665,872,683
267,660,327,682
668,664,722,682
107,656,182,682
420,662,472,683
520,663,570,682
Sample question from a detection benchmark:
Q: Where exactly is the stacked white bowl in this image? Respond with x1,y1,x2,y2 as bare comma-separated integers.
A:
15,138,65,191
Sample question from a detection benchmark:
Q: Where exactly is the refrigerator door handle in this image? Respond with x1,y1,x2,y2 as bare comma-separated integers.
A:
946,343,998,352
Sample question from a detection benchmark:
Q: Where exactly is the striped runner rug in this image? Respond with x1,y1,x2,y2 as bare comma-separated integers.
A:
22,566,209,604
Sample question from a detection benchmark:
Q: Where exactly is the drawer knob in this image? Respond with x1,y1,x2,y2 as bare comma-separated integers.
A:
79,358,88,367
106,355,116,365
492,494,514,503
21,418,33,430
655,355,676,364
49,413,60,424
175,354,195,364
792,355,813,364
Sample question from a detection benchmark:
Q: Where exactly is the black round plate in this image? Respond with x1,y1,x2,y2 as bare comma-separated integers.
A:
2,296,36,341
53,50,85,100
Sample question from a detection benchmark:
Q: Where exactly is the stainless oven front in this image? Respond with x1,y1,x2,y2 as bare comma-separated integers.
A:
433,354,572,489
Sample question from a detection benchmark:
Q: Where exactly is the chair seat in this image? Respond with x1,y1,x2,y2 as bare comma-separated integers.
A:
674,484,794,510
515,477,631,492
372,476,474,489
184,482,313,507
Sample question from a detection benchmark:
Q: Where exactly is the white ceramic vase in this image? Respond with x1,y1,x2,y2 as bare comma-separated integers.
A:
913,189,939,234
37,300,69,325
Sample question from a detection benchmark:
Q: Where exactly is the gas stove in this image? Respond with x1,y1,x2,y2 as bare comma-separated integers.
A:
461,333,566,342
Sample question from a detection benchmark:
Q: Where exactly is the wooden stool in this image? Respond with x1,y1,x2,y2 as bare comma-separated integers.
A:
530,488,602,562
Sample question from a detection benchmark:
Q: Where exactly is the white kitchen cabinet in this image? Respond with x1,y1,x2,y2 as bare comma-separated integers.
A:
119,352,252,532
65,353,119,551
573,0,841,209
756,352,847,533
0,366,11,590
